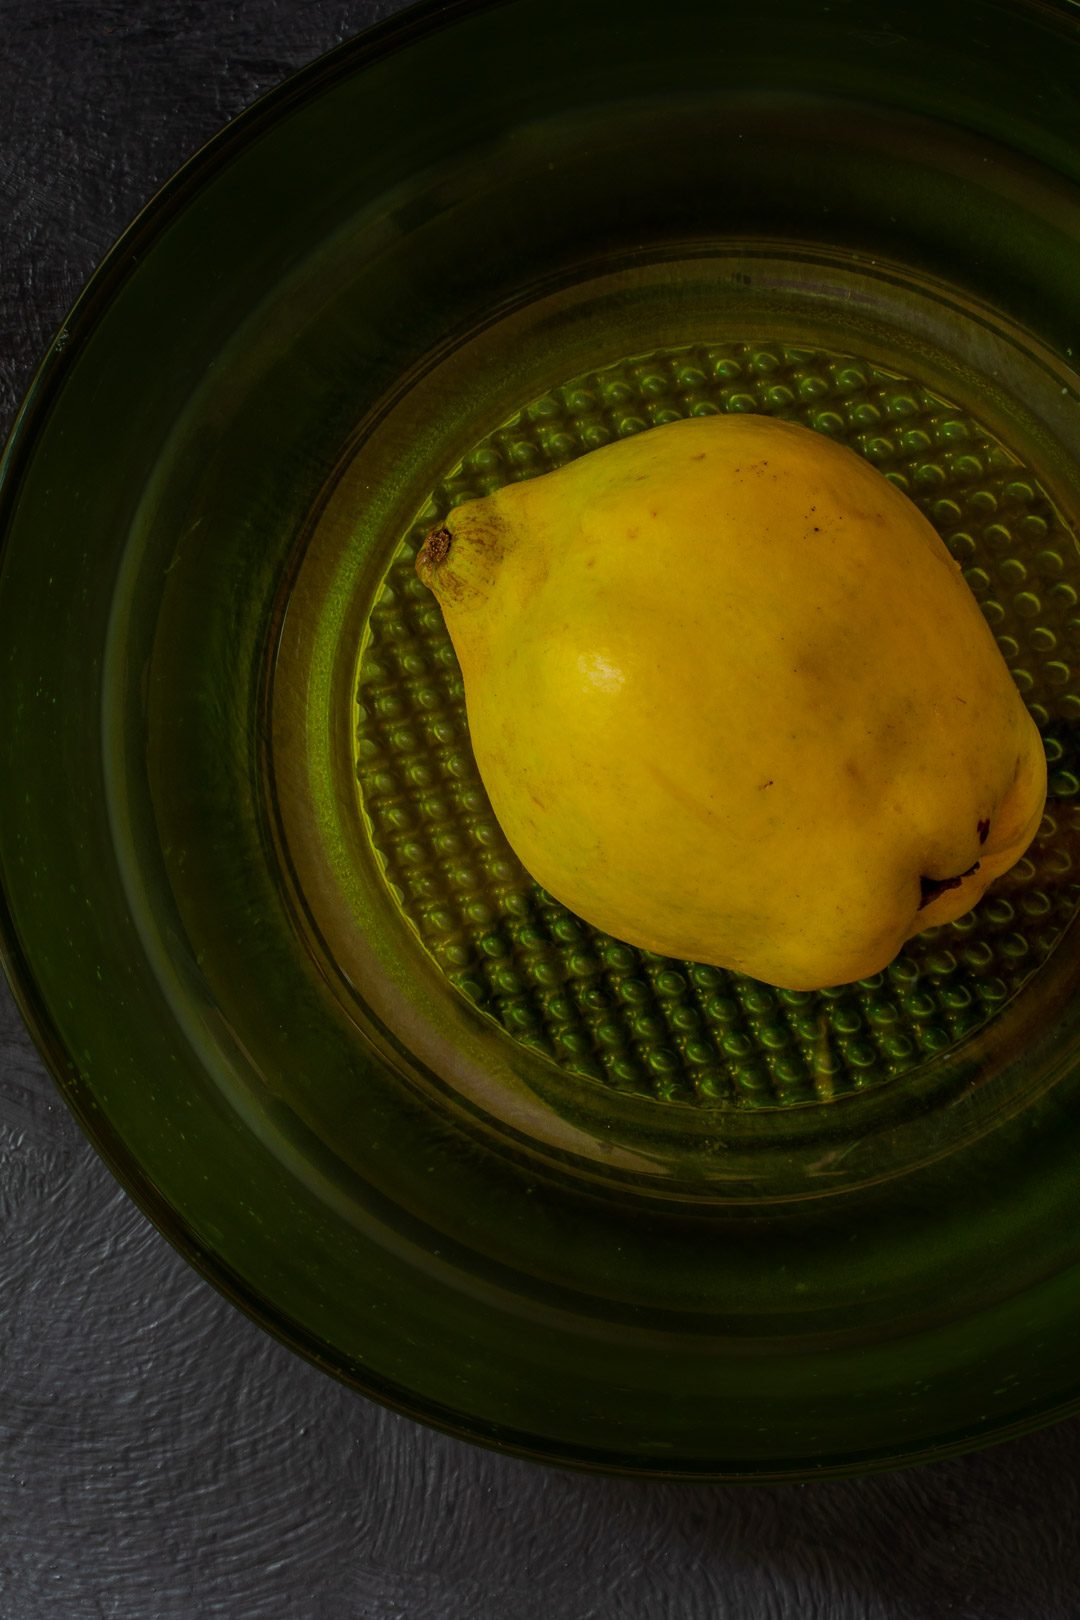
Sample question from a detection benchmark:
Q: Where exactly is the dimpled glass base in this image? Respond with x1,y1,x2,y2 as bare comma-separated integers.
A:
356,339,1080,1112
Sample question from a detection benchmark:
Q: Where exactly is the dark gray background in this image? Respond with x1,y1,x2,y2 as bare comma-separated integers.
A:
4,3,1080,1616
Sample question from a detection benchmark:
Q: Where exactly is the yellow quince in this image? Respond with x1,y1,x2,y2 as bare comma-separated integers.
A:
417,415,1046,990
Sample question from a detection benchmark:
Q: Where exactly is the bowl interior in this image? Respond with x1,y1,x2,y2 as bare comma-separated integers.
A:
3,0,1080,1478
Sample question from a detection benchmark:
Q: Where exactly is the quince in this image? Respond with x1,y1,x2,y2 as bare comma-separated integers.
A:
417,415,1046,990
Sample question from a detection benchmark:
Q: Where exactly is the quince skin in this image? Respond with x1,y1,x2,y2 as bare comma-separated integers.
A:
417,415,1046,990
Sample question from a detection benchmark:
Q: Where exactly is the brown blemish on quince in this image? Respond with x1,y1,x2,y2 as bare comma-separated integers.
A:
419,526,452,570
918,860,981,910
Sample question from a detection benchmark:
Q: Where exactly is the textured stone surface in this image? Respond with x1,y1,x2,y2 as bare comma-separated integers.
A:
5,3,1080,1617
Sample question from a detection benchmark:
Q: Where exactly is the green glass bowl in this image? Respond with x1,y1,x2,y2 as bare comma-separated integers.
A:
3,0,1080,1480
